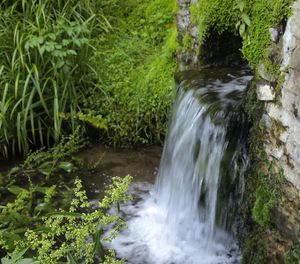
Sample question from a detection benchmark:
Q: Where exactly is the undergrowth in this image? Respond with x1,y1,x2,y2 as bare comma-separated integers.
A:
0,132,132,263
0,0,110,156
0,0,178,156
84,0,178,145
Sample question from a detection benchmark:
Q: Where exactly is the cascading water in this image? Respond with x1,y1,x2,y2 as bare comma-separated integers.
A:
108,68,252,264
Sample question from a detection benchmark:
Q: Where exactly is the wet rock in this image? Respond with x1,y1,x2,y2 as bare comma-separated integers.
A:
271,184,300,243
256,83,276,101
271,147,284,160
279,130,289,143
262,114,273,129
269,28,280,43
258,63,276,82
190,26,198,39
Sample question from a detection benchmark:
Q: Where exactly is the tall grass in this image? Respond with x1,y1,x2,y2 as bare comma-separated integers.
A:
0,0,109,157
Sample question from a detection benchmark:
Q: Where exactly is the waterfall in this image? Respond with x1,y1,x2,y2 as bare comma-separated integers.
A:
109,68,252,264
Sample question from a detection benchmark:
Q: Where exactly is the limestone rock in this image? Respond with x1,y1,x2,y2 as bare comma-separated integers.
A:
258,63,276,82
269,28,280,43
256,84,276,101
271,147,284,160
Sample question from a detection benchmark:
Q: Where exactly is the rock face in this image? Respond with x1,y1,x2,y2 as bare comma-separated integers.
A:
256,83,276,101
175,0,300,261
262,0,300,193
176,0,199,70
251,1,300,262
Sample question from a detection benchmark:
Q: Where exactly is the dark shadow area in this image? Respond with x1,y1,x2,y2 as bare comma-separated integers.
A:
199,29,245,67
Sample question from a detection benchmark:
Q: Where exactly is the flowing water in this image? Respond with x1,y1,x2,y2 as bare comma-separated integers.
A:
108,68,252,264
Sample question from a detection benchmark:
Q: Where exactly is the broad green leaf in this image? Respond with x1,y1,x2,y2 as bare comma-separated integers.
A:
239,23,246,36
242,13,251,26
8,185,27,195
58,161,75,173
237,1,245,11
38,161,53,176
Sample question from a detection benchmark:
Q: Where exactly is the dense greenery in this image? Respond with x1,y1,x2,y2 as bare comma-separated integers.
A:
0,0,297,263
85,0,178,145
0,0,101,156
0,132,132,263
189,0,292,67
0,0,177,156
0,0,177,262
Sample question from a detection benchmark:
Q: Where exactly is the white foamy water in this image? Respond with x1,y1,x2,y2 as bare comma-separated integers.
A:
107,70,252,264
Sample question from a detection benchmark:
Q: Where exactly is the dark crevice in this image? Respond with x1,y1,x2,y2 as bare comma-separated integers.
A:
199,29,245,67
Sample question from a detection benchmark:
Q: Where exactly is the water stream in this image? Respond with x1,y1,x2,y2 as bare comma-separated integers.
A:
107,68,252,264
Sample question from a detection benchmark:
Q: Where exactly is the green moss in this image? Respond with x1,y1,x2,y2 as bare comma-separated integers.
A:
242,231,269,264
194,0,238,46
241,79,287,261
252,186,275,227
84,0,178,145
242,0,293,67
187,0,292,67
284,243,300,264
182,32,193,49
190,2,199,26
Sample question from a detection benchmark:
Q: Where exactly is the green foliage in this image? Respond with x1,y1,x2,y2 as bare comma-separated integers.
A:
189,0,292,67
0,0,110,156
284,243,300,264
235,1,251,40
252,186,275,227
0,135,132,263
241,0,292,67
190,0,239,45
1,176,131,263
0,0,178,155
3,130,86,185
85,0,178,145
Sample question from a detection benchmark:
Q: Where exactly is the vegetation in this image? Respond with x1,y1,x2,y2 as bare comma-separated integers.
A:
0,0,298,263
0,0,177,262
0,0,177,156
189,0,292,67
0,133,132,263
84,0,178,145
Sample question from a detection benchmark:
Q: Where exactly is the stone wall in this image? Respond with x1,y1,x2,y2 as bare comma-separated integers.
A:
175,0,300,261
258,0,300,194
245,1,300,261
176,0,199,70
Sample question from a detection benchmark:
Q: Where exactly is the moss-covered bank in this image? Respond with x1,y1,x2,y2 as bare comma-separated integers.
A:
84,0,179,146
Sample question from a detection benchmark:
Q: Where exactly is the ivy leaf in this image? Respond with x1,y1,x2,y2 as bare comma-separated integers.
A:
237,1,245,12
239,23,246,36
242,13,251,26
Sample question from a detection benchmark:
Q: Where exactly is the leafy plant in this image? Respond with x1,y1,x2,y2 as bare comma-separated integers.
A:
0,0,110,157
0,176,132,263
235,0,251,39
85,0,178,146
